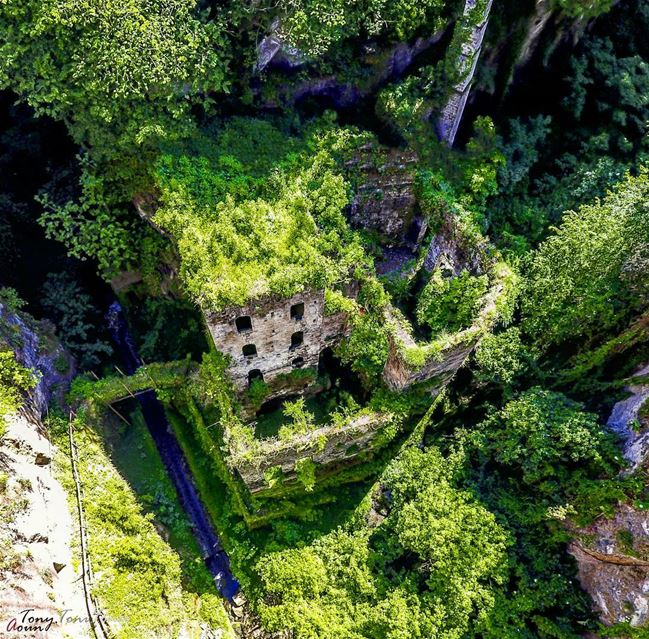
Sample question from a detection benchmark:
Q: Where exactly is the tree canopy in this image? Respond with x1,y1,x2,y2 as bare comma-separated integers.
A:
257,446,509,639
0,0,228,163
521,170,649,349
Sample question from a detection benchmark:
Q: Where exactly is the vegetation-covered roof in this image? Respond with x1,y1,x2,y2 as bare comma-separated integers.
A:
153,119,371,311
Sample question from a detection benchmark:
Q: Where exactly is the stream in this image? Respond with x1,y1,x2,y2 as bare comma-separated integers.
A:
106,301,239,600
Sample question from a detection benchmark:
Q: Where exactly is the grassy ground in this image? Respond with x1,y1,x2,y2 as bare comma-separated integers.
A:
99,403,216,595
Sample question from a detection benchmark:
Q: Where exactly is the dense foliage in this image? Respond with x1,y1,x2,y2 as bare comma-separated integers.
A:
257,446,509,639
153,120,370,310
0,350,36,435
0,0,227,163
41,272,113,369
275,0,450,56
1,0,649,637
521,171,649,350
49,410,234,639
416,269,489,333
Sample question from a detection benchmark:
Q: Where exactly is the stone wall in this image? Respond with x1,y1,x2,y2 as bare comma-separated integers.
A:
205,289,350,392
382,261,516,391
348,146,425,248
232,411,393,493
383,327,474,393
423,216,486,276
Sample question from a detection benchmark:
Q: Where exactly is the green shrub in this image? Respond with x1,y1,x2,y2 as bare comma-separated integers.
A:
247,378,271,411
474,327,532,389
0,287,26,313
41,272,112,370
416,269,489,334
294,457,317,492
522,171,649,350
473,387,617,488
0,350,37,435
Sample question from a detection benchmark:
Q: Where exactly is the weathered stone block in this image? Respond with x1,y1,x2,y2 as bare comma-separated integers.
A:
233,411,393,493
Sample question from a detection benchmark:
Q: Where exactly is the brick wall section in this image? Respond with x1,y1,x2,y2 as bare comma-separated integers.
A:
205,289,350,392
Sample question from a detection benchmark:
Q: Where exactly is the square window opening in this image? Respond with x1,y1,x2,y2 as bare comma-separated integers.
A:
290,302,305,321
290,331,304,350
248,369,264,386
242,344,257,357
236,315,252,333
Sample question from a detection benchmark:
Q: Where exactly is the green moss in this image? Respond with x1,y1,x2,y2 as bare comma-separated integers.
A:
247,378,271,411
616,529,635,556
0,349,37,436
295,457,317,492
70,360,191,407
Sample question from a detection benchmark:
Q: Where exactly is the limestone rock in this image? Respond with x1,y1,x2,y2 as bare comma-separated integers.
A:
0,302,75,419
437,0,494,146
258,31,446,108
34,452,51,466
254,19,306,72
569,505,649,628
0,413,91,639
607,362,649,472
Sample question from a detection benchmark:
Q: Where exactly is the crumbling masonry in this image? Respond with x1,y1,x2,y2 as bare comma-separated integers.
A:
204,289,350,393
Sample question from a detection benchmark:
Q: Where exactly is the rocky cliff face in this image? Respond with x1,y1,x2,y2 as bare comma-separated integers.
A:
607,363,649,473
436,0,494,146
569,505,649,628
255,28,447,110
0,306,88,638
566,364,649,632
0,302,73,419
0,412,90,639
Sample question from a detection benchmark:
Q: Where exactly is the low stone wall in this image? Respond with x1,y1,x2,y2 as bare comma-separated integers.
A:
230,411,393,493
238,368,329,422
383,330,473,394
382,261,517,391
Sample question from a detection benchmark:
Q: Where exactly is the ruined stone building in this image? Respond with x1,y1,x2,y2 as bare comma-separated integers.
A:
348,145,424,249
204,143,427,402
204,289,351,394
